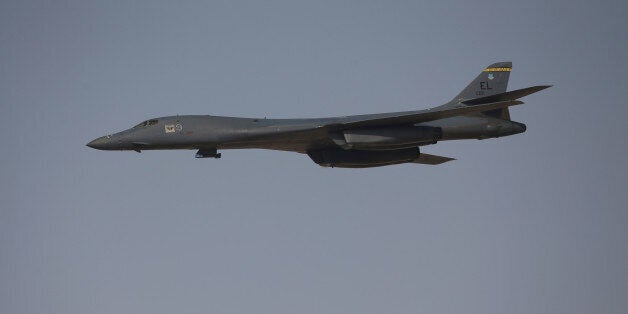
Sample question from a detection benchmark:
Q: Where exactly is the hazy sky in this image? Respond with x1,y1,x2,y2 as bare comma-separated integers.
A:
1,1,627,314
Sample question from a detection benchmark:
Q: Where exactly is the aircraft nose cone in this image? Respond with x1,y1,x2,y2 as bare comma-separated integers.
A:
87,136,108,150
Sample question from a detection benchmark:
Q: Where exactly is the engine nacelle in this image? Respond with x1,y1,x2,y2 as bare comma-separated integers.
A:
307,147,420,168
331,126,441,150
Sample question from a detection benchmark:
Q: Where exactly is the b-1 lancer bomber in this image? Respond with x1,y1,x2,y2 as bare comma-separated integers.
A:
87,62,550,168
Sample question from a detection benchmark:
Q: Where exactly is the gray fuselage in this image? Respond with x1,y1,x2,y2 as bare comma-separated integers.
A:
87,112,525,153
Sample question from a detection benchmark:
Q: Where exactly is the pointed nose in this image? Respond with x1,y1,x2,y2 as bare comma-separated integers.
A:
86,136,108,150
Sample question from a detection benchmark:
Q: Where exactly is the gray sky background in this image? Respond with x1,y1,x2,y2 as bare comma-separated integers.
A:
1,1,627,313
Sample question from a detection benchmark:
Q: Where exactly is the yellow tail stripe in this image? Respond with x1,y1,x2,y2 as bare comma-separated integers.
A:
483,67,511,72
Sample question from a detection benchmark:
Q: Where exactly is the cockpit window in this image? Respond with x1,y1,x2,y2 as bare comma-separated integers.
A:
133,119,158,128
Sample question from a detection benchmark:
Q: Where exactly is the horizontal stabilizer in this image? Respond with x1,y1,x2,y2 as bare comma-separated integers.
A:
413,153,455,165
336,100,523,129
462,85,552,105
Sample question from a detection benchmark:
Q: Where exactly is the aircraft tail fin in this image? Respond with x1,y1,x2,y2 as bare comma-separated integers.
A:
450,62,512,103
446,62,512,119
444,62,552,120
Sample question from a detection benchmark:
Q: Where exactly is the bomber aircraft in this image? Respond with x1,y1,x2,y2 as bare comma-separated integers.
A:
87,62,550,168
